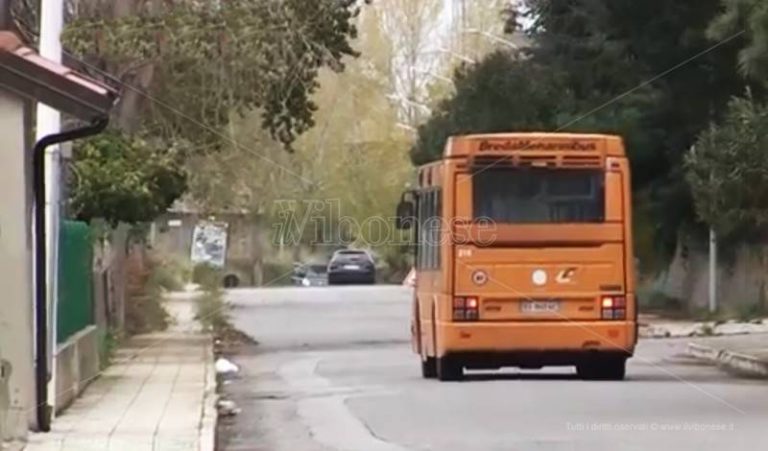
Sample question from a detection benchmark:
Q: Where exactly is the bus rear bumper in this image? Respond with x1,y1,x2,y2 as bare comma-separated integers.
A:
438,320,635,366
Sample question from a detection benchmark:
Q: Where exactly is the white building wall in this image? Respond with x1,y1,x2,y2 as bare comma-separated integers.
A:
0,90,36,440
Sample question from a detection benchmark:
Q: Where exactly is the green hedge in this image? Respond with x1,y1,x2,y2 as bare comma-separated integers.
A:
57,221,94,343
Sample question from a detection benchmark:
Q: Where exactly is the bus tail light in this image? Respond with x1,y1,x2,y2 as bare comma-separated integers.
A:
454,297,479,321
601,296,626,320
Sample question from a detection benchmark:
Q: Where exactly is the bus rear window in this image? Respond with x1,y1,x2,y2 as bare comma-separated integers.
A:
472,169,605,223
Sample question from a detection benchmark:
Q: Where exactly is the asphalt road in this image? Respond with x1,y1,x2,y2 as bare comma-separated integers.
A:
218,285,768,451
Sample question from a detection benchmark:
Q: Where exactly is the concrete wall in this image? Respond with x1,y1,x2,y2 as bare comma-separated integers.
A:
53,326,100,413
658,238,768,314
0,91,36,439
152,212,267,286
93,224,129,332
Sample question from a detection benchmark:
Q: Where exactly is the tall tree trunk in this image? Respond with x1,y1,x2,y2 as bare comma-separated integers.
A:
114,64,154,133
109,0,156,133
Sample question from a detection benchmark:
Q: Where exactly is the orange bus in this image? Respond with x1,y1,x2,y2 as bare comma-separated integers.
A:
395,133,637,381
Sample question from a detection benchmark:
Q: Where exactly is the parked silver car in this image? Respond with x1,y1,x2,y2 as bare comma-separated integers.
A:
291,263,329,287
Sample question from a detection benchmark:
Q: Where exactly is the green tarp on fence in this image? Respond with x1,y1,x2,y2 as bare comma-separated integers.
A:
57,220,93,343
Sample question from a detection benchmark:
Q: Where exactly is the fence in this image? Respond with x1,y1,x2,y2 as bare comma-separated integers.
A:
57,220,94,343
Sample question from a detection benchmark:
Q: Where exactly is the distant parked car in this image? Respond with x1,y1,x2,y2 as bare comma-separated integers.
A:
327,250,375,285
291,263,329,287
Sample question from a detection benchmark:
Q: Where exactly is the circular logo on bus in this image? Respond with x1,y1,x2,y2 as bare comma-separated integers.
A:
472,270,488,286
532,269,547,286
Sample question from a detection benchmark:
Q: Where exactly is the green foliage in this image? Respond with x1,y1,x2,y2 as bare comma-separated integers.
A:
709,0,768,80
98,329,119,370
192,263,223,289
69,130,186,225
736,301,768,322
186,7,414,259
261,261,295,286
377,244,412,283
639,288,685,313
125,256,170,335
149,257,189,292
699,323,716,336
416,0,757,259
192,264,229,332
196,289,230,333
522,0,752,190
63,0,367,147
686,94,768,238
413,52,567,164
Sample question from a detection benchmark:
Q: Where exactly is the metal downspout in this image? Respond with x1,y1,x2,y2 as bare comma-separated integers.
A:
33,118,108,431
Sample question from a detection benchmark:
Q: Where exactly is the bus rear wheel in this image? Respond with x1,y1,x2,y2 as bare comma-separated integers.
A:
421,356,437,379
437,356,463,381
577,356,626,381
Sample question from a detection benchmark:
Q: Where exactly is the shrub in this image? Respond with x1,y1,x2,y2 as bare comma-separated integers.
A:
639,288,685,313
195,288,229,332
124,255,170,335
686,94,768,240
261,261,294,286
193,263,223,289
737,302,768,322
68,130,186,226
150,258,189,291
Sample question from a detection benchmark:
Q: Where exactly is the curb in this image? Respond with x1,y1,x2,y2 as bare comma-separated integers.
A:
640,328,768,340
687,343,768,379
199,335,218,451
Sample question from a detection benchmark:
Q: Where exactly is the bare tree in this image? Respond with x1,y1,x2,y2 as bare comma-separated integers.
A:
378,0,444,126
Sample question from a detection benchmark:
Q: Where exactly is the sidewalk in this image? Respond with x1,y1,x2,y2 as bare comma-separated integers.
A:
686,333,768,379
639,313,768,338
25,293,216,451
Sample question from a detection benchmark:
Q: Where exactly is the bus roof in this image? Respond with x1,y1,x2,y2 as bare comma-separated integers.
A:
444,132,625,159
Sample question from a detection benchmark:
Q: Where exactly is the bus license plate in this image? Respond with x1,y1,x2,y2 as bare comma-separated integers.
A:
520,300,560,313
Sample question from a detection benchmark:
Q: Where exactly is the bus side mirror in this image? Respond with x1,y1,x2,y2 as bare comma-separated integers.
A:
395,192,416,230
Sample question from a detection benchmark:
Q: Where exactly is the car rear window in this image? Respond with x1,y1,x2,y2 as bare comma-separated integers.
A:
333,251,370,262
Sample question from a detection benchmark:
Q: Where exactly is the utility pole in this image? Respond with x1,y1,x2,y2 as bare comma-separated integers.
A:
36,0,63,424
709,228,717,313
691,133,717,315
707,66,718,314
707,124,718,314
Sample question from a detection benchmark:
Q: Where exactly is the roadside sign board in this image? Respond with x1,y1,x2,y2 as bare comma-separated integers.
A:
190,221,228,268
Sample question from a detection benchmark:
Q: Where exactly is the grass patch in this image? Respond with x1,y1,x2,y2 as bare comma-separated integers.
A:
125,254,170,335
150,256,190,291
98,329,119,370
689,302,767,323
260,261,294,286
736,302,768,323
193,264,231,332
193,263,223,287
196,288,230,332
190,264,258,360
639,288,686,317
699,323,716,336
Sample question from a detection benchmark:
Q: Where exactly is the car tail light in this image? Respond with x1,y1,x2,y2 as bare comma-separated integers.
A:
601,295,626,320
454,297,479,321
